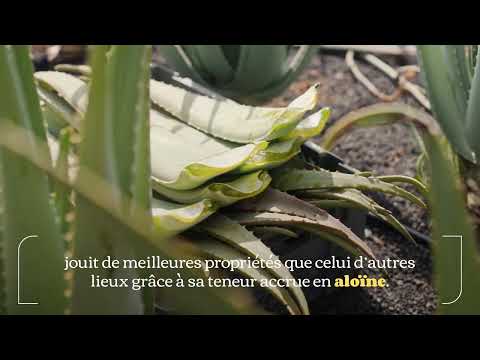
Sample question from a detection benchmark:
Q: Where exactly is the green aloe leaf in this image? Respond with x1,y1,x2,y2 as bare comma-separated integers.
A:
0,162,5,314
0,45,66,315
375,175,428,198
187,233,302,315
280,107,330,141
466,45,478,79
250,226,299,239
157,45,207,85
35,70,89,115
465,47,480,158
305,188,414,243
233,138,302,174
52,128,74,235
0,121,252,315
418,45,476,163
71,45,150,315
230,108,331,174
425,135,480,314
229,188,375,259
444,46,470,118
198,213,309,315
247,45,319,102
153,170,271,206
35,71,268,190
226,45,289,94
151,198,218,239
191,45,235,86
150,109,265,190
271,168,426,209
150,79,319,143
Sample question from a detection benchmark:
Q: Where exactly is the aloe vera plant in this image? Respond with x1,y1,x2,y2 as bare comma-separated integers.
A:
157,45,317,103
417,45,479,165
0,45,426,315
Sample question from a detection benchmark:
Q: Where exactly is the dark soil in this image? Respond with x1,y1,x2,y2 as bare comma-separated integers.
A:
268,52,437,314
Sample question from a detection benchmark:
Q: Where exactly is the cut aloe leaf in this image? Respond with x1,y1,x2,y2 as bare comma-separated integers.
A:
152,170,271,206
230,188,375,259
35,71,89,115
250,226,299,238
150,109,266,190
198,214,309,315
36,71,270,190
280,107,331,141
151,198,217,239
233,108,331,174
233,138,302,174
271,168,426,208
185,233,302,315
306,188,414,243
150,79,319,143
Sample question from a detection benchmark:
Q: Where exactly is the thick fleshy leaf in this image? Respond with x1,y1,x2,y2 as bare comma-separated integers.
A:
150,109,265,190
71,46,150,315
150,79,319,143
247,46,318,102
271,168,426,208
229,188,375,259
233,108,331,174
0,121,248,315
35,70,266,190
157,46,207,85
191,45,235,86
305,188,414,243
375,175,428,198
183,233,302,315
198,214,309,315
158,45,316,103
465,48,480,158
280,107,331,141
35,70,89,115
425,134,480,314
152,170,271,206
151,198,217,239
250,226,299,239
225,45,289,94
52,128,74,235
0,45,66,315
418,45,476,163
0,163,5,314
233,138,302,174
191,234,304,315
444,46,471,110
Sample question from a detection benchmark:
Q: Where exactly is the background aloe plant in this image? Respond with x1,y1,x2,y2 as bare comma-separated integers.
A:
0,45,426,315
417,45,479,167
157,45,317,104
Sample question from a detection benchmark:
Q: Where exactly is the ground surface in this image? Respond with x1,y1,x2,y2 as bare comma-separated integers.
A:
267,52,437,314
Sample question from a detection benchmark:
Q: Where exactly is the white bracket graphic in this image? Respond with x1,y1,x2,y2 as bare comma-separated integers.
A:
17,235,39,305
441,235,463,306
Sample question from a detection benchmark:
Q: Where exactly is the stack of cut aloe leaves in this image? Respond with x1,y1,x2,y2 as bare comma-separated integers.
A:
34,68,427,315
